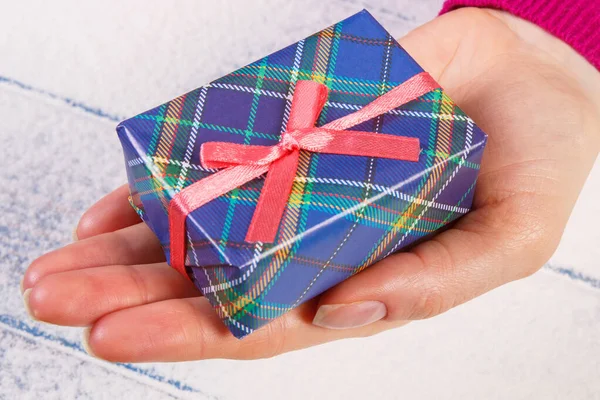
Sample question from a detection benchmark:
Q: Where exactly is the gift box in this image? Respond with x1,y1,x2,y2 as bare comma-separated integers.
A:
117,10,487,338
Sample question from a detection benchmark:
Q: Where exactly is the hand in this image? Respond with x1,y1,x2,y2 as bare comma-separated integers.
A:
23,8,600,362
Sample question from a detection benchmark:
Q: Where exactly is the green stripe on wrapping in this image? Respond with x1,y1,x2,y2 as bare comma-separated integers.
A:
440,176,477,225
142,103,171,218
147,104,167,156
200,123,278,140
245,58,268,145
422,149,480,170
317,22,343,125
234,62,395,98
217,191,239,263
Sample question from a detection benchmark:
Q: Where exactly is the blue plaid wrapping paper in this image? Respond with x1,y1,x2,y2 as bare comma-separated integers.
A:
117,10,487,338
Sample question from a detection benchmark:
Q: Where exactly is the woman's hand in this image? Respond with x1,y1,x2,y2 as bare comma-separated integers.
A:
22,8,600,362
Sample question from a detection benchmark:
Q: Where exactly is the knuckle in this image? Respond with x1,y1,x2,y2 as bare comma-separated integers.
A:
401,241,457,321
504,196,561,279
521,234,557,277
480,192,562,280
238,314,288,360
515,233,557,279
260,316,288,359
127,265,151,304
407,282,451,320
178,300,207,360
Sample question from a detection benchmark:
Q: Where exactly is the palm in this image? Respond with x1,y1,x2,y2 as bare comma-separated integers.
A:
23,9,599,361
406,9,597,285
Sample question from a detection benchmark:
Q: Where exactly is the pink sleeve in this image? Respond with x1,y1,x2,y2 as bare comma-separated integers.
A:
440,0,600,70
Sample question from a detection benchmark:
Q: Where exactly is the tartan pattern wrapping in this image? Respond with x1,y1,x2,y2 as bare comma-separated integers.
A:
117,10,487,338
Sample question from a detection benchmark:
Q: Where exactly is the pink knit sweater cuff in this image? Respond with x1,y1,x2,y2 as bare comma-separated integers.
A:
440,0,600,70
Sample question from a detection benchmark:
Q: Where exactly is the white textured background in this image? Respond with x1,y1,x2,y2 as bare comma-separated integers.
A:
1,1,599,399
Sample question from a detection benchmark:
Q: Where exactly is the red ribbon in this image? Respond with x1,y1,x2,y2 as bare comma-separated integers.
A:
169,72,440,277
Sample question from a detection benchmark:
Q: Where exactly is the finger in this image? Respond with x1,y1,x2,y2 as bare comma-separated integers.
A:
314,193,562,327
24,262,199,326
24,223,165,291
75,184,141,240
84,297,408,362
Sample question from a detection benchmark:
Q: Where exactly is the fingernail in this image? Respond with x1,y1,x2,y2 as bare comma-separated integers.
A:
20,277,25,294
82,327,97,358
72,228,79,242
313,301,387,330
22,289,37,320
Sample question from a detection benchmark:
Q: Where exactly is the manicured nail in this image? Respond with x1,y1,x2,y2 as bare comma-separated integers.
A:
82,328,97,358
22,289,37,320
313,301,387,329
72,228,79,242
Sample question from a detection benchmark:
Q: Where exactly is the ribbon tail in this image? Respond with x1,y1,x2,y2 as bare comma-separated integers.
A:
169,164,269,276
201,142,283,169
298,129,420,162
245,150,300,243
323,72,440,131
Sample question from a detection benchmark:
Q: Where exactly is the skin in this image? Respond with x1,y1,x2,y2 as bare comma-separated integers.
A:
22,8,600,362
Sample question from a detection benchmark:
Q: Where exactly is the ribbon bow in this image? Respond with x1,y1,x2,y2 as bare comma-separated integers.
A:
169,72,440,276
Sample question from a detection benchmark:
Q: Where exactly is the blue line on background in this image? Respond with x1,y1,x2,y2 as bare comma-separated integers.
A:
0,75,123,122
0,314,201,394
544,264,600,290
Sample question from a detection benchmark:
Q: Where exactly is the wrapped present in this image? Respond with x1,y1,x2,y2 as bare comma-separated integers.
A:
117,10,487,338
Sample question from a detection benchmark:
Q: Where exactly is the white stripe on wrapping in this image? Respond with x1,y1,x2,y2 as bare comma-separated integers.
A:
200,248,259,295
176,86,208,190
208,82,290,100
127,155,216,172
188,231,253,335
279,39,305,131
295,177,470,214
126,157,145,167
